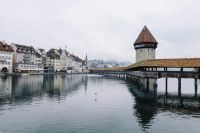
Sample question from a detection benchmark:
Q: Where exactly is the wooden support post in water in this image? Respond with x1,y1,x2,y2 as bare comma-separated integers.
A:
195,77,198,96
180,68,183,73
165,77,168,95
178,76,181,97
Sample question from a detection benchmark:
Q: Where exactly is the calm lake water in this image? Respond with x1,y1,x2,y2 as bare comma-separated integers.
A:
0,74,200,133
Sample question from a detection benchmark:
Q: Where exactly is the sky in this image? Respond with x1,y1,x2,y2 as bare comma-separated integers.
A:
0,0,200,63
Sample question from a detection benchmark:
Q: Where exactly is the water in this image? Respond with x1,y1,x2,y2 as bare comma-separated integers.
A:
0,75,200,133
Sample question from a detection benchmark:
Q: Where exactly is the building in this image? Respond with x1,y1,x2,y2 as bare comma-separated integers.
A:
47,49,61,72
69,54,83,73
12,43,39,73
37,49,50,66
46,48,86,73
82,54,89,73
134,26,158,63
35,49,44,72
0,41,14,73
37,49,53,72
0,40,88,74
58,48,68,72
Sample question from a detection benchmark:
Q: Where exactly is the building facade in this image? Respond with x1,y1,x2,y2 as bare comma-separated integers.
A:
37,49,53,72
35,49,44,72
12,43,39,73
0,41,14,73
0,41,87,74
47,49,62,72
69,54,83,73
58,48,68,72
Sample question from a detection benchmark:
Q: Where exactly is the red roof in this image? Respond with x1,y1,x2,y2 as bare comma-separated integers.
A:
134,26,158,45
0,41,14,52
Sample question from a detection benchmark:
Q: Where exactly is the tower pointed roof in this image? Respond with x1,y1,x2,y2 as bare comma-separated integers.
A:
134,26,158,45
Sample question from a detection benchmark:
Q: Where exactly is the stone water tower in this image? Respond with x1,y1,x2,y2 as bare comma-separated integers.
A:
134,26,158,63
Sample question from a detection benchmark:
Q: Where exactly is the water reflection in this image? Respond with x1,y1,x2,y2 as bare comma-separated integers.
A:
127,78,200,131
1,75,200,133
0,75,88,106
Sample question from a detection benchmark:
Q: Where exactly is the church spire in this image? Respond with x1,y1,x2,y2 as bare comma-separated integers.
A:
85,54,88,61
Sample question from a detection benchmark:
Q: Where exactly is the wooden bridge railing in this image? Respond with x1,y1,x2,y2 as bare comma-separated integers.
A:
91,70,200,79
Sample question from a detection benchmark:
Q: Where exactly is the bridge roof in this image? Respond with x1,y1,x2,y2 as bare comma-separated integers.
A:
134,26,158,45
91,58,200,71
127,58,200,69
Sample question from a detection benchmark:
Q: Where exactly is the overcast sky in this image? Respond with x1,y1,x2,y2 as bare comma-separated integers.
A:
0,0,200,62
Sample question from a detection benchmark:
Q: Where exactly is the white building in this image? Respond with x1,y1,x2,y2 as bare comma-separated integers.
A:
35,49,44,72
12,43,40,73
37,49,50,66
0,41,14,73
66,54,81,73
46,48,87,73
36,49,53,72
47,49,62,72
58,48,68,72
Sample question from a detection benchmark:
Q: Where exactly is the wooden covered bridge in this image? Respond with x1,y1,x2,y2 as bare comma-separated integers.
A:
91,58,200,78
90,58,200,96
90,26,200,96
90,58,200,78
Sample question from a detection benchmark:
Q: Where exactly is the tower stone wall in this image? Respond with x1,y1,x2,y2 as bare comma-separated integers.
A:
136,48,155,62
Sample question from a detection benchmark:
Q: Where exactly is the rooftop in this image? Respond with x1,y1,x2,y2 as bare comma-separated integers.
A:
134,26,158,45
13,43,35,54
0,41,14,52
127,58,200,69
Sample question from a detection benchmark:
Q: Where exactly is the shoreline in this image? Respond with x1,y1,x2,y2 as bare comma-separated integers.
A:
0,72,90,76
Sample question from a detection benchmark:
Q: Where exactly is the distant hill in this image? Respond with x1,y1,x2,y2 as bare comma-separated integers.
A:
88,59,131,68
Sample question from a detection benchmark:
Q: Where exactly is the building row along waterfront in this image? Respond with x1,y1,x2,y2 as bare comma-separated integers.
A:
0,41,14,73
0,41,88,74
